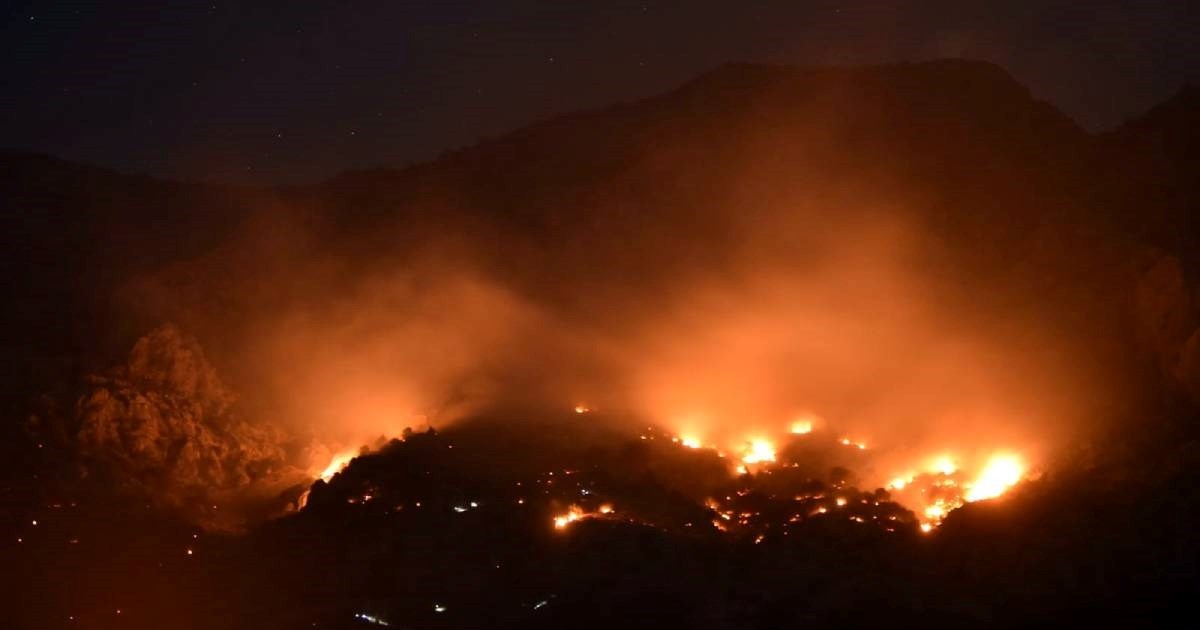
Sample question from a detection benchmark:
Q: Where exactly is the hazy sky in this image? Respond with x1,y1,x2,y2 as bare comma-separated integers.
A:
4,0,1198,183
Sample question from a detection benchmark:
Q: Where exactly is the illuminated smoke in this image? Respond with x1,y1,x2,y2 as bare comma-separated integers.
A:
75,325,305,528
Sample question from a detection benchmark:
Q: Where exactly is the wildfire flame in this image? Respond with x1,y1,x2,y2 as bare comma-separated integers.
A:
964,454,1024,502
318,451,358,482
891,452,1029,530
741,439,776,465
552,504,615,530
789,415,816,435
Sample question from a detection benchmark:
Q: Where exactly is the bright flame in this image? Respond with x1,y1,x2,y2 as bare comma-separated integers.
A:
574,404,590,414
891,451,1029,531
789,418,814,434
318,451,358,482
680,436,702,449
741,439,776,464
553,504,613,530
965,454,1025,502
553,506,585,529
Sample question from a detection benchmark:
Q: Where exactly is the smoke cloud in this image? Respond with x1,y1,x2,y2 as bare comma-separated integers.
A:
78,63,1141,523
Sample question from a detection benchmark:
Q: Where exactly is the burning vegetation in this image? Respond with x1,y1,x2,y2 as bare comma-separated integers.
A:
9,59,1200,627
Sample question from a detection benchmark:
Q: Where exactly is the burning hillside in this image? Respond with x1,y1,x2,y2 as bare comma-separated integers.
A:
5,59,1200,628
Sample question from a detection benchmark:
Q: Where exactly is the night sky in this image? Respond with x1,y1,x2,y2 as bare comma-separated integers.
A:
4,0,1199,183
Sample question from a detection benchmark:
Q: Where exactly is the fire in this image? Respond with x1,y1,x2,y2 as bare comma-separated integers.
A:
965,454,1025,502
741,439,776,464
888,451,1029,530
789,415,816,434
574,404,590,414
318,450,358,482
679,436,702,449
553,506,586,529
552,504,614,530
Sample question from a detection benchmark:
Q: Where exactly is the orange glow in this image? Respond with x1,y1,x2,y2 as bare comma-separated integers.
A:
574,404,590,414
679,436,702,449
929,455,958,475
838,437,867,450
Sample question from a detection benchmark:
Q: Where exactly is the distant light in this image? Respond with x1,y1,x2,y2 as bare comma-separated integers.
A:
533,600,549,610
433,604,447,613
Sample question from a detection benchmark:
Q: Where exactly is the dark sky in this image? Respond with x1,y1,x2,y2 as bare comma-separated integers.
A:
4,0,1199,184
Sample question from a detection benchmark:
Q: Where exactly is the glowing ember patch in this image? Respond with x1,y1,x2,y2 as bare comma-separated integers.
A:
598,503,613,514
920,523,934,533
965,454,1024,502
573,404,590,414
741,439,776,464
835,497,848,507
680,436,702,449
